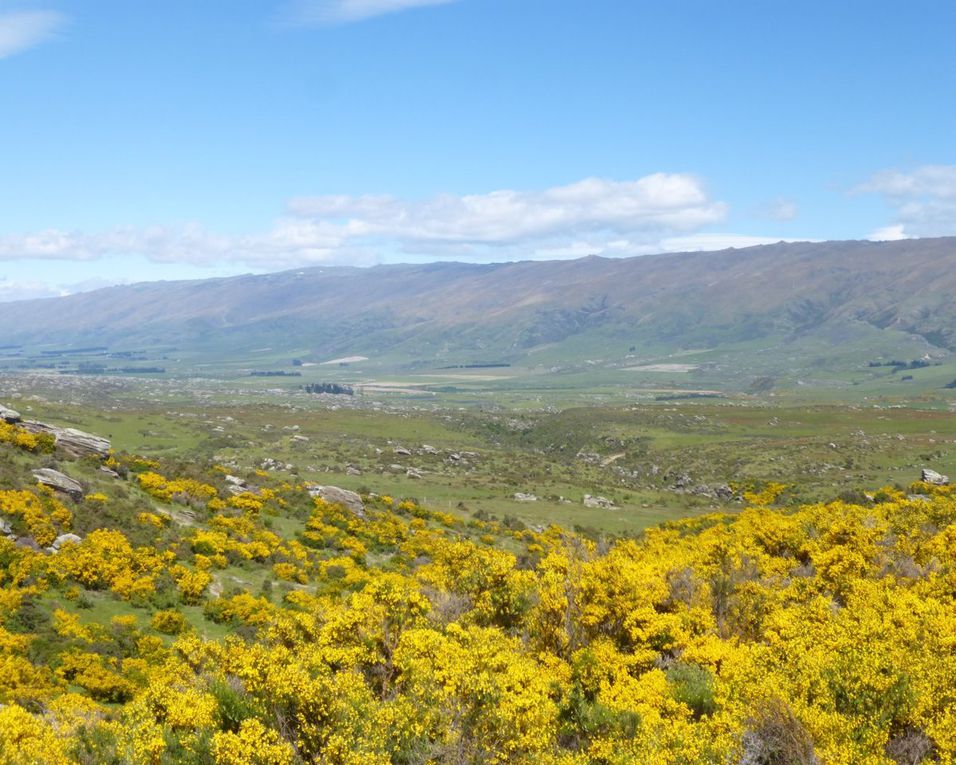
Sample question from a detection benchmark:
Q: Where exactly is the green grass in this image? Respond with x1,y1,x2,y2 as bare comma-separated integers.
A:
4,373,956,536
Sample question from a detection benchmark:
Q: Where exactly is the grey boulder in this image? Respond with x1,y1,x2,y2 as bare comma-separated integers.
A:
52,533,83,549
922,468,949,486
32,468,84,499
307,485,365,518
0,404,21,423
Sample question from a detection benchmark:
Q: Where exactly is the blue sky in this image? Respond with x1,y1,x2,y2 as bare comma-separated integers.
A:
1,0,955,299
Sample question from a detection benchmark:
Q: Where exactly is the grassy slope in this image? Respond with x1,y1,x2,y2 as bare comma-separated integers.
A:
5,386,955,536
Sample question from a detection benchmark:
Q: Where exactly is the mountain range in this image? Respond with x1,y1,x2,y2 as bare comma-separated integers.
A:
2,238,955,372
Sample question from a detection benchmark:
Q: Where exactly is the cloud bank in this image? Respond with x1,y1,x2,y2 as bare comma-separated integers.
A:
0,174,733,268
0,10,64,58
858,165,956,240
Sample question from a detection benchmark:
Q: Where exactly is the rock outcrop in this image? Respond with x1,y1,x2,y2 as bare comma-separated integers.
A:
52,533,82,549
33,468,85,499
921,468,949,486
0,405,21,423
20,421,110,458
307,485,365,518
583,494,618,509
224,474,250,495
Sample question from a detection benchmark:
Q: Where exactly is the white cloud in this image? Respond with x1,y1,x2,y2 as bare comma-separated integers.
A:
0,277,67,302
867,224,910,242
754,198,798,222
0,10,64,59
0,223,351,269
856,165,956,238
289,174,727,249
857,166,956,199
286,0,457,25
0,174,733,268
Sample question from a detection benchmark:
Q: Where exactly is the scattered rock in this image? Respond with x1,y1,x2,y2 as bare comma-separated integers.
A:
921,468,949,485
406,468,423,479
32,468,84,499
713,484,735,500
346,465,362,476
421,444,439,454
513,492,538,502
389,464,405,472
291,435,310,443
0,519,12,536
583,494,618,510
99,466,121,479
671,473,693,490
394,446,412,456
224,474,252,495
686,483,736,500
307,485,365,518
259,458,293,471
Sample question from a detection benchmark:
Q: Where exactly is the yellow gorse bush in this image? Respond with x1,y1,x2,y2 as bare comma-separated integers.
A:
0,421,54,453
2,441,956,765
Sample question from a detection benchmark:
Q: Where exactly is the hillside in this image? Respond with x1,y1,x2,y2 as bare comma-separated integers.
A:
0,405,954,763
3,239,956,375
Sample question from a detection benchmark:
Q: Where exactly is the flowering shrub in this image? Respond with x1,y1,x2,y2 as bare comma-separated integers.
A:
0,422,54,453
1,439,955,765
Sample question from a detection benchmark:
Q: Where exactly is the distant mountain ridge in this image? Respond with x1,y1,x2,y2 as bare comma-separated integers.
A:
3,238,956,366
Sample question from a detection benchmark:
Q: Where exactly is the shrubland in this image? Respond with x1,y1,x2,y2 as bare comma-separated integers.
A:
0,415,953,764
